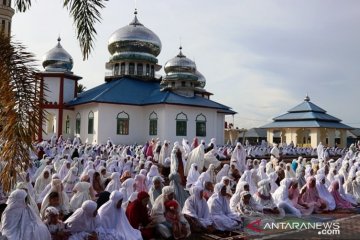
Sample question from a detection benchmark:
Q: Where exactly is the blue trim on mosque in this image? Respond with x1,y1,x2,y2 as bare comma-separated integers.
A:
67,77,236,114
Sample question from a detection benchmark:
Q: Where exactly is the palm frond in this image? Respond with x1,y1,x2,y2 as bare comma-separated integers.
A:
0,34,44,192
63,0,107,60
14,0,32,12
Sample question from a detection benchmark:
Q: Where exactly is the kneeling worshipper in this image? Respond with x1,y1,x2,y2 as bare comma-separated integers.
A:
253,179,285,218
164,200,190,239
16,181,40,216
69,175,95,211
169,172,189,208
151,186,191,239
300,176,327,213
272,178,302,217
98,191,142,240
208,183,242,231
335,175,357,205
149,176,163,206
315,174,336,211
182,186,214,233
126,191,156,240
64,200,103,240
43,206,70,240
328,180,354,209
351,172,360,204
0,189,51,240
186,163,200,189
288,181,314,216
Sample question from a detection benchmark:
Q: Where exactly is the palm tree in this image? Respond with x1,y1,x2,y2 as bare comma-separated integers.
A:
0,0,107,191
77,83,87,94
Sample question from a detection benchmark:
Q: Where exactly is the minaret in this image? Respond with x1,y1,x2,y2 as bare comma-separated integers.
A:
0,0,14,37
37,37,82,141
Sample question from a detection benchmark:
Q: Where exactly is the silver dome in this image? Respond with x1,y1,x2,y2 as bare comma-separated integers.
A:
195,70,206,88
164,47,197,74
42,37,73,72
108,10,162,60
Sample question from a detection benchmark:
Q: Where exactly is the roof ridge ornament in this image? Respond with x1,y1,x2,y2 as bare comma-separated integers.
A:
130,8,143,26
304,93,310,102
177,45,185,58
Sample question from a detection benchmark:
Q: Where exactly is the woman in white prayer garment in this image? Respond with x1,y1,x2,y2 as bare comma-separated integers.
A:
315,174,336,211
65,200,103,240
268,172,279,193
230,142,247,173
207,183,242,231
98,191,142,240
186,163,200,189
272,178,302,218
185,144,205,176
284,163,296,179
34,167,52,200
69,175,95,212
335,175,357,205
0,189,51,240
182,186,213,232
239,170,257,194
104,172,121,193
351,171,360,203
216,164,230,183
63,167,79,198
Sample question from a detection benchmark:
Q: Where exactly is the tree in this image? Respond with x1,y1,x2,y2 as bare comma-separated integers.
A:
77,83,87,94
0,0,107,191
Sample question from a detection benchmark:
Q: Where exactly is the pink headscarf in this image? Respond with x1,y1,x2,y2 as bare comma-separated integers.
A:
301,176,322,207
328,181,353,209
134,174,147,192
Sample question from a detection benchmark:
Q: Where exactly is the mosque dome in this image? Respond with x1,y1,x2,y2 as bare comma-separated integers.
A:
164,47,197,74
108,10,162,63
195,70,206,88
42,37,73,72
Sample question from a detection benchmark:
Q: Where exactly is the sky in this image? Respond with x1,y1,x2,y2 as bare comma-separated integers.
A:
11,0,360,129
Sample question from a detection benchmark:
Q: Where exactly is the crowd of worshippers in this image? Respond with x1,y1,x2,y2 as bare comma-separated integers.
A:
0,136,360,240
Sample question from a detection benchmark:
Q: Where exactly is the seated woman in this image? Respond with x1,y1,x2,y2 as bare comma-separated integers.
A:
92,172,104,194
315,174,336,211
328,180,354,209
253,179,285,218
300,176,327,213
69,175,95,212
126,191,155,240
151,186,191,239
64,200,101,240
288,181,314,216
203,181,214,200
44,206,70,240
208,183,242,231
149,176,163,206
169,172,189,208
186,163,200,189
164,200,189,239
40,179,71,220
335,175,357,205
104,172,120,193
0,189,51,240
98,191,142,240
238,191,264,218
273,178,302,217
182,186,213,233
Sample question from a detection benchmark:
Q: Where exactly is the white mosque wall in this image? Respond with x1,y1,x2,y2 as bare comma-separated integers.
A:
216,113,225,145
43,77,60,103
73,103,100,144
63,78,76,103
42,109,59,140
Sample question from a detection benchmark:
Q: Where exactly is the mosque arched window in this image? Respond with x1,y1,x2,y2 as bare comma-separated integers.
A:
116,111,129,135
146,64,150,76
114,63,119,75
88,111,94,134
151,65,154,77
196,113,206,137
175,112,187,136
137,63,143,76
65,115,70,134
181,81,186,87
120,63,125,75
129,63,135,75
75,113,81,134
149,111,158,136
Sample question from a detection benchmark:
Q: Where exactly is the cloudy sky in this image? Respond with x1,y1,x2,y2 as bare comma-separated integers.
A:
12,0,360,129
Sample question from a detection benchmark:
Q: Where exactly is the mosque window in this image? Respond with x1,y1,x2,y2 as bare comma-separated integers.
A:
120,63,125,75
196,114,206,137
137,63,143,76
175,112,187,136
1,20,5,33
116,111,129,135
75,113,81,134
149,111,158,136
181,81,186,87
129,63,135,75
171,82,175,87
151,65,154,77
114,63,119,75
146,64,150,76
88,111,94,134
65,115,70,134
3,0,6,6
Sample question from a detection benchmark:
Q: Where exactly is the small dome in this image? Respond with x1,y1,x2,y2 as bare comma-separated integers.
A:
195,70,206,88
108,10,162,63
42,37,73,72
164,47,197,74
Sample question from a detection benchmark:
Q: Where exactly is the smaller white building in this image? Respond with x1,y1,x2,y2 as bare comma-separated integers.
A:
37,10,236,145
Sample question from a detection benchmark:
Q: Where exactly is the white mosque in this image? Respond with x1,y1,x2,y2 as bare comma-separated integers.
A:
37,10,236,145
